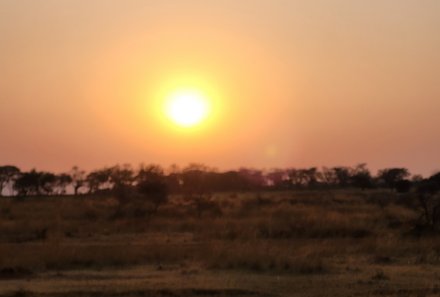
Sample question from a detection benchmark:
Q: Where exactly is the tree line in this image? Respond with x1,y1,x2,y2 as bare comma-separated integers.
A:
0,163,439,197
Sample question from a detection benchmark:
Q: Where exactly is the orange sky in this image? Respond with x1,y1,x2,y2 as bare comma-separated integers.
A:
1,1,439,175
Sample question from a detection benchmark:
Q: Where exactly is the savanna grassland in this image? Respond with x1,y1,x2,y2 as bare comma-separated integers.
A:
1,190,440,297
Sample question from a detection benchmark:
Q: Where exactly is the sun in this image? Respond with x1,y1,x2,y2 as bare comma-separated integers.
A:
164,89,211,127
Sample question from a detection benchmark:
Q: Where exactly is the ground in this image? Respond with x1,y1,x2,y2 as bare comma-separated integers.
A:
1,190,440,296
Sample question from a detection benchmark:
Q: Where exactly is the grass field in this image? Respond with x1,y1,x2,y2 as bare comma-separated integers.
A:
1,190,440,297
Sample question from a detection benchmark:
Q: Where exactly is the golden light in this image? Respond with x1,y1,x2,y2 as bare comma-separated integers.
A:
164,89,211,127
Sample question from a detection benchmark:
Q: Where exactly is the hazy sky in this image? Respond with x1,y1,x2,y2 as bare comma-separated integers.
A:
1,0,439,175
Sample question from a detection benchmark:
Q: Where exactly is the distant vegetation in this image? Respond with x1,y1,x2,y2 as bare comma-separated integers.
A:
1,163,440,231
0,164,440,228
1,163,438,197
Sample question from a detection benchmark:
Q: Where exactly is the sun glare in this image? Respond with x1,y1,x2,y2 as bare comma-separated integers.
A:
164,89,210,127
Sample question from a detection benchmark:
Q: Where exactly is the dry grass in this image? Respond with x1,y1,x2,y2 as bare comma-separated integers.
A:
2,190,440,296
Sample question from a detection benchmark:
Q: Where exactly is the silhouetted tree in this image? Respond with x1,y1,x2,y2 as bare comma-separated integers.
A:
215,170,249,192
378,168,410,190
137,180,168,212
14,170,41,196
137,164,164,184
333,167,352,187
412,175,424,184
39,172,57,195
180,163,210,194
165,165,183,193
351,164,373,190
56,173,72,195
238,168,265,190
416,174,440,230
109,164,134,188
291,168,318,188
136,164,168,211
0,165,20,196
14,170,59,196
86,168,112,194
429,172,440,187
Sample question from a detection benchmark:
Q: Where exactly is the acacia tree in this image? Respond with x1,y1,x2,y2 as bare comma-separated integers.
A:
292,168,318,188
0,165,20,196
378,168,410,190
39,172,57,195
109,164,134,188
351,163,373,190
86,168,112,194
13,170,59,196
56,173,73,195
332,167,352,187
14,170,41,196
